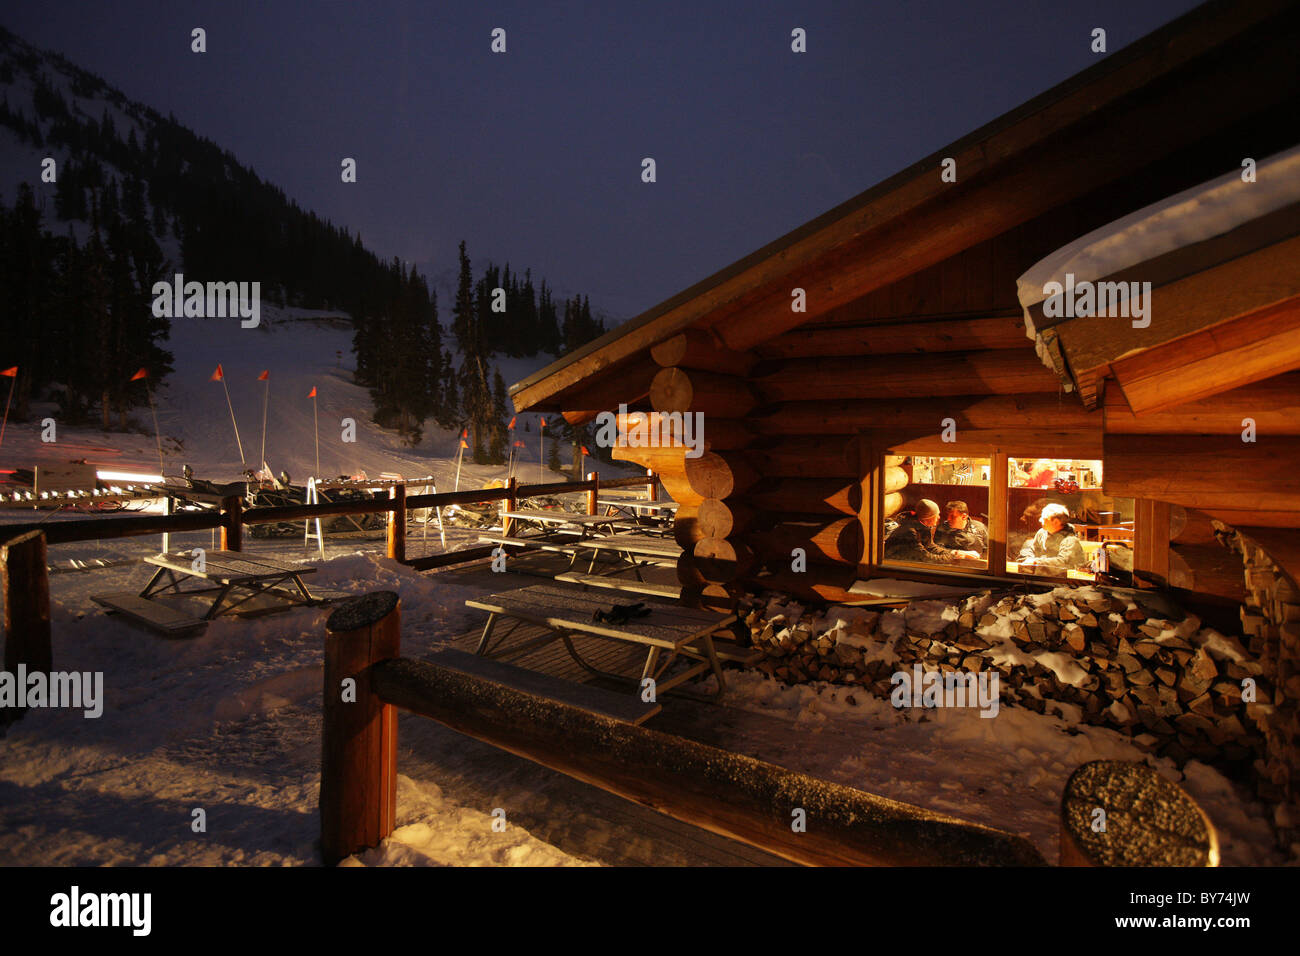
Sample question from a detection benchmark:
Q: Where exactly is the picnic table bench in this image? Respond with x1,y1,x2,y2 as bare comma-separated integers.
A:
93,550,340,634
464,584,733,698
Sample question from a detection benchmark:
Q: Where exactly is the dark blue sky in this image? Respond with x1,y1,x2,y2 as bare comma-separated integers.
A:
5,0,1201,319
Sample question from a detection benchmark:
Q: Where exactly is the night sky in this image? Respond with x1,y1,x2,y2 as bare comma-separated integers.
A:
4,0,1201,321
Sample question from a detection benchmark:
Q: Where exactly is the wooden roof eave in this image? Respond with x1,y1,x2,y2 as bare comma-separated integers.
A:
1028,210,1300,411
509,0,1294,413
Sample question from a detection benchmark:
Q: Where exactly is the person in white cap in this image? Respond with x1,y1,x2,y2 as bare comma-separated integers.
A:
1018,502,1086,570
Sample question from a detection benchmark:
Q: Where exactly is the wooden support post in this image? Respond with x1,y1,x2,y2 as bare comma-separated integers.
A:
988,452,1009,576
647,468,657,502
586,471,599,515
504,475,517,537
321,591,401,865
1,531,52,725
387,484,406,563
1059,760,1218,866
219,495,242,553
161,494,172,554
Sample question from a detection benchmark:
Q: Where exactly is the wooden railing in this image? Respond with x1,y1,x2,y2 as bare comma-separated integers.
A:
0,472,655,569
320,590,1049,867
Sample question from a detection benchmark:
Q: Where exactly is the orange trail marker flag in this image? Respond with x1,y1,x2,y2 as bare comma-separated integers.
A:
128,368,166,478
212,364,245,466
0,365,16,448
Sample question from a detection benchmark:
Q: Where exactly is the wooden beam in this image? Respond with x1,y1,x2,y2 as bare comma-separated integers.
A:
650,329,756,375
650,367,758,418
1056,234,1300,408
1113,294,1300,414
1133,499,1172,588
757,394,1094,435
754,351,1061,402
749,479,864,517
747,436,860,477
555,361,659,425
757,314,1029,359
876,429,1102,458
1103,434,1300,512
1104,371,1300,435
370,656,1045,865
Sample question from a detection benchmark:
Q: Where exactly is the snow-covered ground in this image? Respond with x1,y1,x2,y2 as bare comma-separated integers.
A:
0,536,1287,867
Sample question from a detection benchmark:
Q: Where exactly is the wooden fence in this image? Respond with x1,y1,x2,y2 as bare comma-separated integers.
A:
0,472,654,570
320,590,1049,867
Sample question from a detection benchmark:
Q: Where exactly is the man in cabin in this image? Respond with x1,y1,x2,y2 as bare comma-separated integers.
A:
1017,502,1087,571
934,500,988,557
885,499,980,564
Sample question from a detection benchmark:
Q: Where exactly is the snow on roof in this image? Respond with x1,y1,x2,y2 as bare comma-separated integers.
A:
1017,144,1300,318
1016,144,1300,381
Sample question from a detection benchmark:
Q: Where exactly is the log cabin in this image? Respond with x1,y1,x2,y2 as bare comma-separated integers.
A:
512,0,1298,616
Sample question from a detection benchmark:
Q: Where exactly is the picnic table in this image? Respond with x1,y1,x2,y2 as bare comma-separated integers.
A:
479,525,682,579
465,583,733,699
93,550,334,633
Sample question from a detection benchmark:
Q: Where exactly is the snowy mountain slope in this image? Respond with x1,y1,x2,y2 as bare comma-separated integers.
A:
2,304,609,487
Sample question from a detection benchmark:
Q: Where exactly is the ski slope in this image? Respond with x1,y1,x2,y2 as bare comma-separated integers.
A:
1,305,620,491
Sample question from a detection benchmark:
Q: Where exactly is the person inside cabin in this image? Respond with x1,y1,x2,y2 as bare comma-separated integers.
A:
885,498,980,564
1017,502,1087,571
934,500,988,557
1023,458,1058,489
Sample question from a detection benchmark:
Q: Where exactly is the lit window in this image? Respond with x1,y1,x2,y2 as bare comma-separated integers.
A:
881,455,990,572
1006,458,1133,581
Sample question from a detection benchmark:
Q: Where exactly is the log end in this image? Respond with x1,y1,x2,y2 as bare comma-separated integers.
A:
1059,759,1219,866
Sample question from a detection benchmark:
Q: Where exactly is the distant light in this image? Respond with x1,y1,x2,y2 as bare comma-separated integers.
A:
97,470,163,484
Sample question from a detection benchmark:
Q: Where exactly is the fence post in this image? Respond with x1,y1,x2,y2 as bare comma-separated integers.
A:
321,591,401,865
161,494,172,554
1,530,52,725
504,475,517,537
586,471,599,515
220,495,243,552
387,484,406,563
